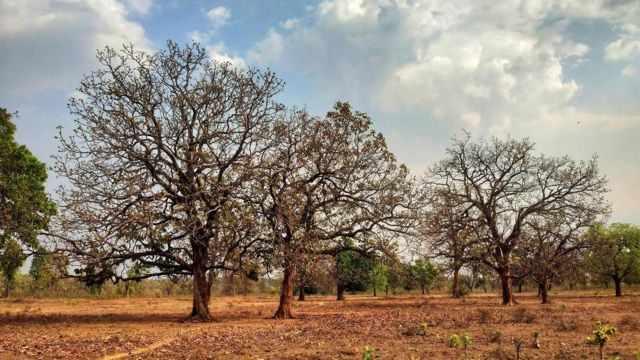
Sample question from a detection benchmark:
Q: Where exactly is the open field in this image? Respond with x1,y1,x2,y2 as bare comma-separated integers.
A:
1,291,640,359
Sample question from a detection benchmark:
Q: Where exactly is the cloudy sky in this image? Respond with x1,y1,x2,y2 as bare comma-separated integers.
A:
1,0,639,223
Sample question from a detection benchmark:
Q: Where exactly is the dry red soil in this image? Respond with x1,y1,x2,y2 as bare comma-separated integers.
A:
1,291,639,359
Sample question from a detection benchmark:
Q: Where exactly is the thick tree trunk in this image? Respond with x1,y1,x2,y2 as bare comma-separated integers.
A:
336,284,345,301
497,265,516,305
614,276,622,297
189,245,213,322
274,261,295,319
452,266,462,298
298,286,306,301
540,275,550,304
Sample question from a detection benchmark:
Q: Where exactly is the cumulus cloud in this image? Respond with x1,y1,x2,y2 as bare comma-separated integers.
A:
246,0,640,222
206,6,231,29
0,0,150,97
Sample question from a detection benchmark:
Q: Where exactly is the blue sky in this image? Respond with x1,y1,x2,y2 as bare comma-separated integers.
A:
1,0,639,223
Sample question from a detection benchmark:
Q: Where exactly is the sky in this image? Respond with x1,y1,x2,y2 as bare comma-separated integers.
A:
1,0,639,224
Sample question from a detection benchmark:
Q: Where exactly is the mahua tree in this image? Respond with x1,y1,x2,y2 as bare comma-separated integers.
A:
52,42,283,321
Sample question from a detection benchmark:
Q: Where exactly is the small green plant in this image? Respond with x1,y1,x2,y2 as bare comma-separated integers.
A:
634,349,640,360
362,345,374,360
531,330,542,348
584,322,617,360
607,356,620,360
450,333,472,359
559,303,567,311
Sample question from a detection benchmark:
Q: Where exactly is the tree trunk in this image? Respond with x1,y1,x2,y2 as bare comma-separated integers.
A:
337,284,345,301
421,285,425,295
274,261,295,319
518,282,523,293
452,266,462,298
298,286,306,301
189,244,213,322
2,285,8,298
540,275,550,304
614,276,622,297
385,285,389,296
373,284,377,297
498,265,516,305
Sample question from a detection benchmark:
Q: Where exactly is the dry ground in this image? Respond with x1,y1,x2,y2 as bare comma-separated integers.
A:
1,290,639,359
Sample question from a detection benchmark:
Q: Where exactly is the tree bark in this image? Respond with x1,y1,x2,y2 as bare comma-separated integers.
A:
452,266,462,298
274,261,295,319
372,284,377,297
614,276,622,297
298,286,306,301
189,244,213,322
539,275,550,304
497,265,516,305
336,284,345,301
2,285,8,298
421,285,425,295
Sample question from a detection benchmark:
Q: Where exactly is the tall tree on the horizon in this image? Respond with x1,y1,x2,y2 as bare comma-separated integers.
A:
426,134,609,305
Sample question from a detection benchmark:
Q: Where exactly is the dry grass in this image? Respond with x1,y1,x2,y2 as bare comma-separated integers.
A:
0,290,639,359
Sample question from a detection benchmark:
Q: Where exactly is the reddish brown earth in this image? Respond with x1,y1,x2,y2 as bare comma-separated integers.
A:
1,291,639,359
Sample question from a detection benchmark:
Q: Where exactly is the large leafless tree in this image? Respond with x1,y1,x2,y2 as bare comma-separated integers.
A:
51,42,283,321
427,134,608,305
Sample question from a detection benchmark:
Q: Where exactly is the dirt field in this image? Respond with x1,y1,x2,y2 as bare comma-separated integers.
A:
1,291,639,359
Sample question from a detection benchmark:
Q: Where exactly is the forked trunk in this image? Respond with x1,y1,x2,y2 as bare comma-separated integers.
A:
189,244,213,322
274,261,295,319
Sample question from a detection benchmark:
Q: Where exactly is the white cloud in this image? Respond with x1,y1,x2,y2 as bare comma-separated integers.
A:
0,0,150,97
206,6,231,29
246,0,640,223
280,18,300,30
124,0,152,15
605,37,640,61
188,31,246,69
622,64,637,77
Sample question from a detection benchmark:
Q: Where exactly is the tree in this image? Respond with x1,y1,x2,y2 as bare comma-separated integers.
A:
420,188,484,298
250,103,415,318
427,134,608,305
369,262,388,297
51,42,283,321
518,208,598,303
0,108,56,297
408,259,438,295
335,245,374,300
587,223,640,297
